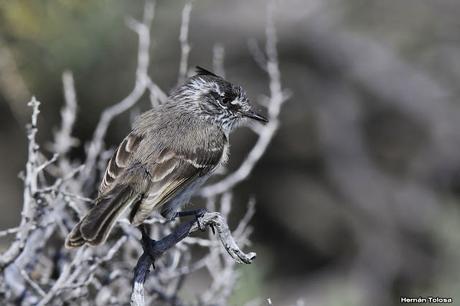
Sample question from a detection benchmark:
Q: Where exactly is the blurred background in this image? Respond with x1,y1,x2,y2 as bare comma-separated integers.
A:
1,0,459,305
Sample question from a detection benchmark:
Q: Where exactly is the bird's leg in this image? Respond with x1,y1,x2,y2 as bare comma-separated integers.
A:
139,225,158,269
137,219,198,270
172,208,215,234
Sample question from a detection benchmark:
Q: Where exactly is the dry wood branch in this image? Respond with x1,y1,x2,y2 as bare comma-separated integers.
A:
20,269,46,298
51,71,79,155
212,43,226,78
0,227,19,238
192,212,256,264
82,0,158,186
1,1,286,305
130,212,255,306
200,1,289,197
0,97,41,271
177,0,193,85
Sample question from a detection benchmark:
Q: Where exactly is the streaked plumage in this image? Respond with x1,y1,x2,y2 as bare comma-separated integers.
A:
66,67,267,248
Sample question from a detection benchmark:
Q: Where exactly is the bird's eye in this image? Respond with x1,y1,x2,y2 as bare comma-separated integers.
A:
210,91,221,101
222,92,237,105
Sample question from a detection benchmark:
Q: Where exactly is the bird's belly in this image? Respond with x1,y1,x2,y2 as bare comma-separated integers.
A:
130,176,209,225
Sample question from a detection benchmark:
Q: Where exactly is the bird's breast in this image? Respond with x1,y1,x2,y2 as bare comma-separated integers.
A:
219,143,230,166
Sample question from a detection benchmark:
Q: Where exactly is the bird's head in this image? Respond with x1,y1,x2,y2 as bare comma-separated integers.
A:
171,66,268,134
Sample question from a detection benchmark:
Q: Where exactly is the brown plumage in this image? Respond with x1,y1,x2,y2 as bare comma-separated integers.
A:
65,67,267,248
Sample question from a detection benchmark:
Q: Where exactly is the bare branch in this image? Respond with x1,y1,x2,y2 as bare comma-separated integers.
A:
51,71,79,155
82,0,156,185
177,0,193,84
35,153,58,174
1,1,285,305
146,77,167,107
192,212,256,264
35,247,86,306
233,197,256,239
212,43,225,78
130,212,255,306
0,227,19,238
0,97,41,271
200,1,288,197
247,38,267,72
20,269,46,298
55,237,127,295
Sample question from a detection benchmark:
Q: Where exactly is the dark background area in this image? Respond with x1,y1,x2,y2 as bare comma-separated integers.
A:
1,0,460,305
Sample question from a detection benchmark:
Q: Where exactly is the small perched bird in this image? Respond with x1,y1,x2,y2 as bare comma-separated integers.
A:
66,67,267,248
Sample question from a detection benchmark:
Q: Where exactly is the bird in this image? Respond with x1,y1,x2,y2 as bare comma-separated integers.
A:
65,66,268,248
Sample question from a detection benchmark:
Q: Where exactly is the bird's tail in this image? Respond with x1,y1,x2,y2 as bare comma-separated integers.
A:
65,185,139,248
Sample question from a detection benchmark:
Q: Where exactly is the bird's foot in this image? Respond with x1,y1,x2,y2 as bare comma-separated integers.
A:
172,208,215,234
140,225,158,269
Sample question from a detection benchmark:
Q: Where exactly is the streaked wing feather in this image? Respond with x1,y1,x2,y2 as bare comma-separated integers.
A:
130,144,224,224
99,133,143,195
155,146,223,205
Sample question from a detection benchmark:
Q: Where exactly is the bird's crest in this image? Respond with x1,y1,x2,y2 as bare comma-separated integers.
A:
195,66,219,78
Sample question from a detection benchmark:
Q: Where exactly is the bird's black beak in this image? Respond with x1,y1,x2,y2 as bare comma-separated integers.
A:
243,109,269,124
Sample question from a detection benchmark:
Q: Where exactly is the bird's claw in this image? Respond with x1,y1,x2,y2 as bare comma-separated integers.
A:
194,208,207,232
209,223,216,235
140,227,157,269
170,208,215,234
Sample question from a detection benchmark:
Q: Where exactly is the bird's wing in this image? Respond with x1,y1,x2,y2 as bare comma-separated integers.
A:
129,141,225,224
70,129,224,246
97,129,225,224
99,132,143,195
